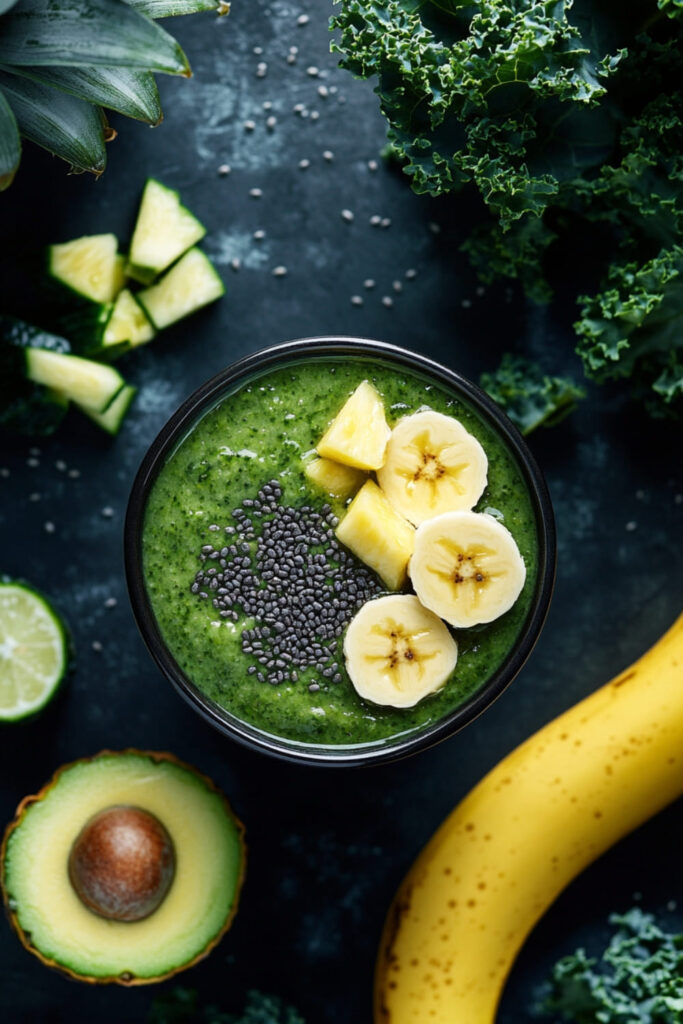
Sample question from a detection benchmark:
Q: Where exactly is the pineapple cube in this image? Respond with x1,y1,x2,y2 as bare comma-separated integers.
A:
304,456,367,499
316,380,390,470
336,480,415,591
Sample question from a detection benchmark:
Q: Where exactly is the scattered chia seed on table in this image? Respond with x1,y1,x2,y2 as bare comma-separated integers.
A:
190,480,381,689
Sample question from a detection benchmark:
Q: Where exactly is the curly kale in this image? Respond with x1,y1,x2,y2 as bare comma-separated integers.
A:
332,0,683,417
147,989,305,1024
480,354,585,433
575,246,683,416
541,909,683,1023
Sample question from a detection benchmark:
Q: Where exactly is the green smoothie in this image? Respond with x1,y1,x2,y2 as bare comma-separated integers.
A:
142,355,539,747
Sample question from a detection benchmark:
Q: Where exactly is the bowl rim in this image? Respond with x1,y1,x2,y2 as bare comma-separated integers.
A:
124,336,556,767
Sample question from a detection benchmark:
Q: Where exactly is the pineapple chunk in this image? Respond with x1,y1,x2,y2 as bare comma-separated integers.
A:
336,480,415,591
49,234,121,303
304,456,367,499
316,380,390,470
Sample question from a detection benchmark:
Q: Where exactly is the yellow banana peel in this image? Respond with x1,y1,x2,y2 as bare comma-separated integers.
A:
375,613,683,1024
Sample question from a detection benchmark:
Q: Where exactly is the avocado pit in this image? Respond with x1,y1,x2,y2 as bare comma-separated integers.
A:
68,805,175,922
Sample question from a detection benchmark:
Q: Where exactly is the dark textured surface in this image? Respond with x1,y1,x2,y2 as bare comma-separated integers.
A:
0,2,682,1022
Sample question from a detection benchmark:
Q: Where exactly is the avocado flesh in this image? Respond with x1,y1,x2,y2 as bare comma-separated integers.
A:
2,752,244,981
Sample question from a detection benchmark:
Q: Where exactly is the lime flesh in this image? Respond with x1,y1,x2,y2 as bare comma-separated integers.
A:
0,583,68,721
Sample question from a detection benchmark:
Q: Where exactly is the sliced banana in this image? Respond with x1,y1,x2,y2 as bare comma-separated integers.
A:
343,594,458,708
377,410,488,525
410,511,526,628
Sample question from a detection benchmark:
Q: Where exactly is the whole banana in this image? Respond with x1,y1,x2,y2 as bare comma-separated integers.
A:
375,613,683,1023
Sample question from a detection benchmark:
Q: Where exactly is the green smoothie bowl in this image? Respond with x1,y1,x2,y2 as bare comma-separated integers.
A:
125,338,555,766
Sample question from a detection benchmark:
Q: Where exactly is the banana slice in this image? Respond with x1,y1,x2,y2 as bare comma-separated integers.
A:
377,410,488,525
410,511,526,628
343,594,458,709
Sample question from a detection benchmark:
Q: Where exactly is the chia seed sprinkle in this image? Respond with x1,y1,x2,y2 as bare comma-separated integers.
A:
190,480,381,688
254,229,266,241
218,164,231,176
44,521,55,533
244,120,256,131
272,265,288,277
368,159,378,171
297,13,309,25
266,116,277,130
249,187,263,198
382,296,394,308
369,215,381,227
405,268,417,280
350,295,363,306
299,158,310,170
341,209,354,223
323,150,334,161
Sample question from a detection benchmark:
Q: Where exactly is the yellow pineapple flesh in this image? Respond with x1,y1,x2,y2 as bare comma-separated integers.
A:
304,457,367,499
316,380,390,470
336,480,415,591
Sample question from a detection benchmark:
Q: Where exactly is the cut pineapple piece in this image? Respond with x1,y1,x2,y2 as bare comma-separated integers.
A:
336,480,415,591
128,178,206,284
316,380,390,470
136,248,224,330
103,289,155,349
304,456,367,499
48,234,121,303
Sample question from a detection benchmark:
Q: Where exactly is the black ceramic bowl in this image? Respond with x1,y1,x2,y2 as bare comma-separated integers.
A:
125,337,555,767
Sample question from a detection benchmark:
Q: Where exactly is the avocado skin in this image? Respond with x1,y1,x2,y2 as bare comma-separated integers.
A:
0,749,246,986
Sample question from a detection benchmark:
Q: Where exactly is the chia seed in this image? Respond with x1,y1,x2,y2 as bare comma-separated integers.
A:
189,479,381,689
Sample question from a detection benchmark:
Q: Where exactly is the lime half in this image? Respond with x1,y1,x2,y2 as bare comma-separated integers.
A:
0,582,69,722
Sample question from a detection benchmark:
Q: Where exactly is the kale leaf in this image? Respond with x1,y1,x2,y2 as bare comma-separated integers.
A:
148,988,305,1024
575,246,683,417
331,0,683,417
541,908,683,1023
480,354,585,434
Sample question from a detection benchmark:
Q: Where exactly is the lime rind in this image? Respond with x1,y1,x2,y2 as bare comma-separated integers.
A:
0,582,69,722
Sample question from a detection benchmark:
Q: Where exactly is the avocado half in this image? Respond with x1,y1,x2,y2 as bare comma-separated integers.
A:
1,749,245,984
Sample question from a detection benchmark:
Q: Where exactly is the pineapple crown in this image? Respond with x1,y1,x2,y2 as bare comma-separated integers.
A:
0,0,230,190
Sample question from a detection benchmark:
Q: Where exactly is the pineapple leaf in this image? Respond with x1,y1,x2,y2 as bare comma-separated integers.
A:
0,69,106,175
9,65,162,123
126,0,229,16
0,0,190,76
0,86,20,188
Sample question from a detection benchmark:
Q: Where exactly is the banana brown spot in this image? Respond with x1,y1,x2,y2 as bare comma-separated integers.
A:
414,450,446,483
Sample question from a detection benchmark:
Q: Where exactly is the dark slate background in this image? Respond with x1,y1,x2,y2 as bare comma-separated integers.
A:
1,2,681,1022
